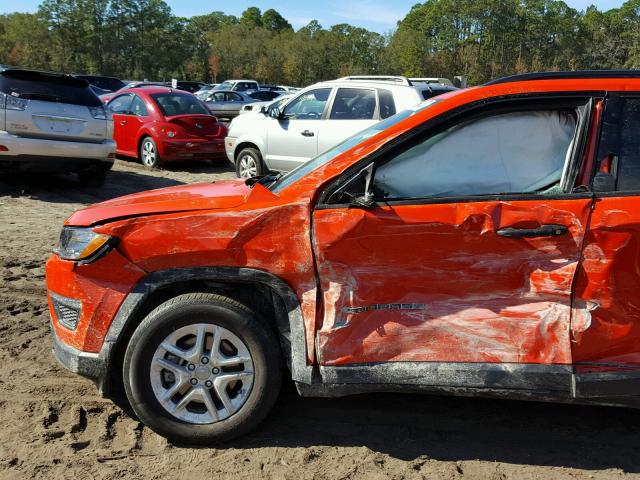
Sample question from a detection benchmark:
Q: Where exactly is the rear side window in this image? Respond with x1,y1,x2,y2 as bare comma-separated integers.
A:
596,97,640,191
378,89,396,119
151,93,208,116
0,70,102,107
330,88,376,120
130,95,148,116
374,109,578,200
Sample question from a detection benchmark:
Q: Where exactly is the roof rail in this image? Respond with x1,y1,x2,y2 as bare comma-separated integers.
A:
337,75,412,86
486,70,640,85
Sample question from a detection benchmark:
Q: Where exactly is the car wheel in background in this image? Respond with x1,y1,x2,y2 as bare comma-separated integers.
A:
139,137,160,168
123,293,282,445
235,147,264,179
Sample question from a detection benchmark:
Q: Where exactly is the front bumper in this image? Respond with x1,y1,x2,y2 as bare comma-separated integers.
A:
158,137,226,162
51,321,108,391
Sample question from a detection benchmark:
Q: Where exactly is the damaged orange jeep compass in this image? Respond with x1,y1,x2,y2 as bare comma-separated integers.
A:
47,71,640,443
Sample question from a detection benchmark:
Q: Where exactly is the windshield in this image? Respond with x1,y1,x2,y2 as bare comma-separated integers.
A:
271,100,439,193
151,93,209,116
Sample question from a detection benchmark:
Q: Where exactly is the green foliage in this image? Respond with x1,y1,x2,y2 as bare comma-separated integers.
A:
0,1,639,85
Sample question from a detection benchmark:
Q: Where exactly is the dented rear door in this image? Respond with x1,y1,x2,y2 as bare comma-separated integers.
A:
572,95,640,372
313,99,595,369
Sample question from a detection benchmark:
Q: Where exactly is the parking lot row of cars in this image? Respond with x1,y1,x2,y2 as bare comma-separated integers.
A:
0,67,457,184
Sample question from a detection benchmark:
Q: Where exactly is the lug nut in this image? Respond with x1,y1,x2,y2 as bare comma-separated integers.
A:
190,378,198,385
187,364,195,371
212,367,220,375
205,380,213,388
201,357,209,364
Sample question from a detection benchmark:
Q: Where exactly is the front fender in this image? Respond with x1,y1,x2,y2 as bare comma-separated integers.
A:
99,267,313,396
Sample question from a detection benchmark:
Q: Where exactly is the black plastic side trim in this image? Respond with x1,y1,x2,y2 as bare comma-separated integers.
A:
99,267,313,395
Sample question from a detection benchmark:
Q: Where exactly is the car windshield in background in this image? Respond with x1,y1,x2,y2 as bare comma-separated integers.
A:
151,93,209,116
217,81,234,90
272,100,440,193
0,70,101,107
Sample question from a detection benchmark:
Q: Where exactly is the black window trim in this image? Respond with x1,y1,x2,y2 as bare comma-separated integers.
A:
316,92,598,210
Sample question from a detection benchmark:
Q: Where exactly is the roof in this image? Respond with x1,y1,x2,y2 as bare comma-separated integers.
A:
486,70,640,85
124,86,193,95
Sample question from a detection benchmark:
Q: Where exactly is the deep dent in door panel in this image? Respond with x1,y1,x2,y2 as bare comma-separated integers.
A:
572,197,640,367
313,199,593,366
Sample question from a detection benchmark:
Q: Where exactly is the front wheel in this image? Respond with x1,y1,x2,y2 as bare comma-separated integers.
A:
235,147,264,179
139,137,160,168
123,293,282,444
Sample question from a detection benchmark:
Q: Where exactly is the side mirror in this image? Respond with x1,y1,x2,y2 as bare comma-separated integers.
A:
260,105,268,114
269,107,282,119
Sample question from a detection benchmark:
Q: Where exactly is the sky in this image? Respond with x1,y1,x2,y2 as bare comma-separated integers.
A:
0,0,627,33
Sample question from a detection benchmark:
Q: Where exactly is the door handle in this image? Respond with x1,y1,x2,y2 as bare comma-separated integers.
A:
496,224,569,238
301,130,314,137
119,120,127,125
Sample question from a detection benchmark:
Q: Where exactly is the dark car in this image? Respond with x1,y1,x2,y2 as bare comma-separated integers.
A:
74,74,126,93
168,81,207,93
203,90,283,120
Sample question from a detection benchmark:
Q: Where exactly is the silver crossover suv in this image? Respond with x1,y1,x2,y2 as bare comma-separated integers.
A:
0,69,116,184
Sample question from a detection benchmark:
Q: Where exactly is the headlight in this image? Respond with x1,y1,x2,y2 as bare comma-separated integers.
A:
53,227,113,262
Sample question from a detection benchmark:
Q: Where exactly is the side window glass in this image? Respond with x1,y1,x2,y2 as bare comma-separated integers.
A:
596,97,640,191
283,88,331,120
108,94,133,114
374,110,577,200
378,89,396,119
330,88,376,120
130,96,148,116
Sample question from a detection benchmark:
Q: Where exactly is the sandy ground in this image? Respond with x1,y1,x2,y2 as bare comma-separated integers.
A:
2,158,640,479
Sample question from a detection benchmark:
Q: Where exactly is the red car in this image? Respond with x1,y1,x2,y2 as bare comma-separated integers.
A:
106,87,227,167
47,71,640,444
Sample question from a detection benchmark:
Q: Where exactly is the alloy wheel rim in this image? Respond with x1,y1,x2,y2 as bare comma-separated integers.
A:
150,323,254,424
239,155,257,178
142,141,156,166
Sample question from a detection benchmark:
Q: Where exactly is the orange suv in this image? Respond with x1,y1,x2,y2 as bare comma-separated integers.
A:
46,71,640,443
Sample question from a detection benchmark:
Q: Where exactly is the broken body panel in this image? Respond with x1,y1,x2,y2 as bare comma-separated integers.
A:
46,78,640,404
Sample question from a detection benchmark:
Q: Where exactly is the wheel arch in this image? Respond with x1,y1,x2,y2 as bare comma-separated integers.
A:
234,141,263,163
103,267,312,398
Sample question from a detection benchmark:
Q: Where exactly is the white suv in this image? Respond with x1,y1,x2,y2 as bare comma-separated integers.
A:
225,76,457,178
0,69,116,184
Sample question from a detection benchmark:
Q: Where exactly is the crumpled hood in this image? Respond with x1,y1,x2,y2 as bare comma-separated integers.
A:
66,180,251,226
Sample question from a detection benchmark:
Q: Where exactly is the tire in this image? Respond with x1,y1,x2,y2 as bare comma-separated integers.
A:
123,293,282,445
235,147,264,179
139,137,160,168
77,169,107,186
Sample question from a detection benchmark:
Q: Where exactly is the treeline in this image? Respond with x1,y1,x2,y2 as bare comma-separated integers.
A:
0,0,639,86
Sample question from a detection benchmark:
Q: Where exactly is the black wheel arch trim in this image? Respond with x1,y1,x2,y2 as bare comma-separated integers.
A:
98,266,313,396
